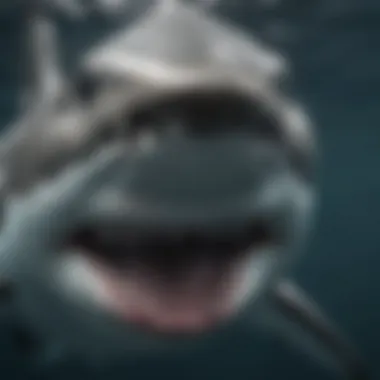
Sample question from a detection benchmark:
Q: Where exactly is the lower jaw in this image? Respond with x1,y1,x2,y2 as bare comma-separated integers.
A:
109,304,228,335
69,253,253,335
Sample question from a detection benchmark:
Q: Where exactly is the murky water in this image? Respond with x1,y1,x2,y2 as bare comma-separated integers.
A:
0,1,379,379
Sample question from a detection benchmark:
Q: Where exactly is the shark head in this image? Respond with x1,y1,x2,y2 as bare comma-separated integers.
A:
0,0,316,360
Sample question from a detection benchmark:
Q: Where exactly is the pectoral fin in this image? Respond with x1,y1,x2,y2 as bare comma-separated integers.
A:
22,0,65,111
250,279,370,379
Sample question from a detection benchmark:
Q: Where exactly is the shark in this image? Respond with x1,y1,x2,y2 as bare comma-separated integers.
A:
0,1,370,378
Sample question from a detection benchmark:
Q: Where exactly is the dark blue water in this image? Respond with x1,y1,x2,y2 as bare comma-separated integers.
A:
0,1,379,379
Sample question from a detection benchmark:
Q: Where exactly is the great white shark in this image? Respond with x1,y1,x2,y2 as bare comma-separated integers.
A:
0,1,370,378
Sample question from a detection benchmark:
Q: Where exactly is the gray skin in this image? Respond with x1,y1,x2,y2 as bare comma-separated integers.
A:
0,1,370,379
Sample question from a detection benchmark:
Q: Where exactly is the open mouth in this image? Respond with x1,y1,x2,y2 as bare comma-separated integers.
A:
64,220,274,335
52,88,284,336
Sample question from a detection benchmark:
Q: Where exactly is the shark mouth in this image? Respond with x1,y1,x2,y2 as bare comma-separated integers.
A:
55,90,283,336
65,221,274,335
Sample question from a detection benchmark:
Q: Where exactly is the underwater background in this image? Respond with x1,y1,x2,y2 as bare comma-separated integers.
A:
0,0,379,379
